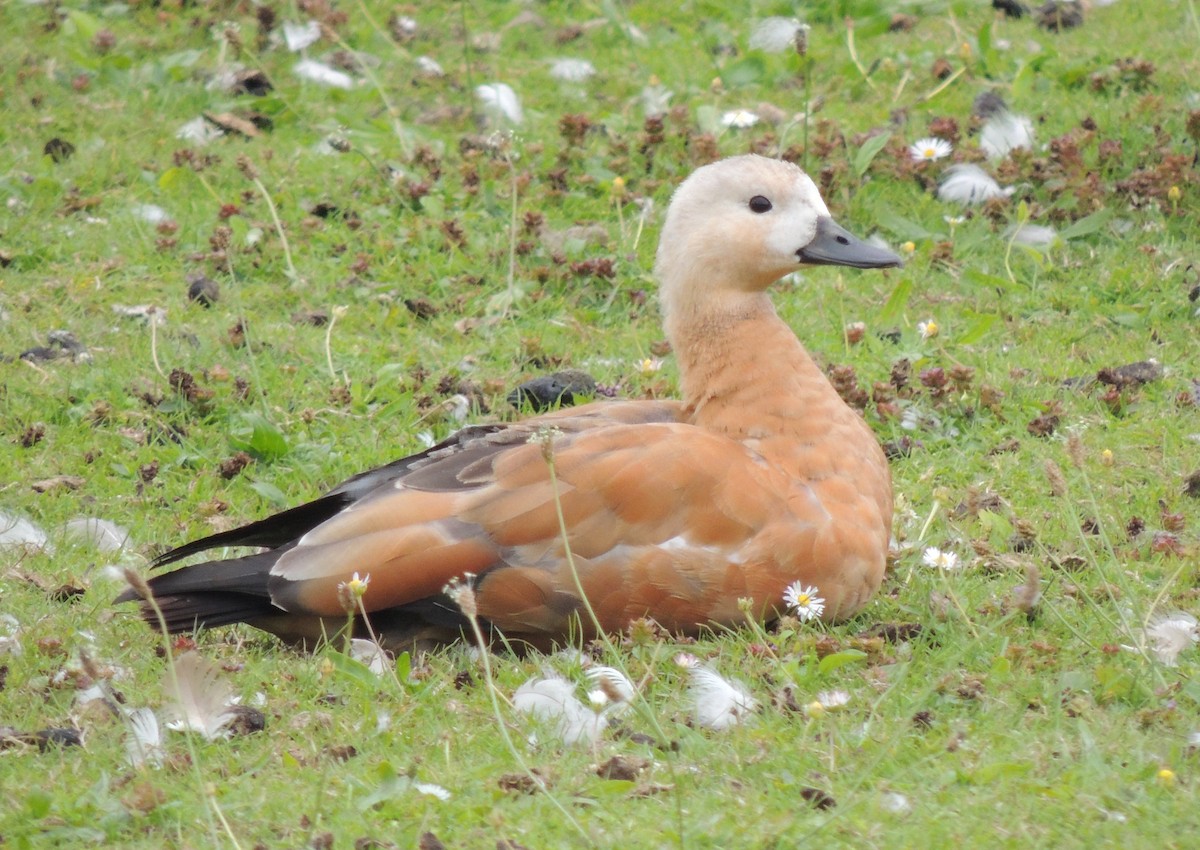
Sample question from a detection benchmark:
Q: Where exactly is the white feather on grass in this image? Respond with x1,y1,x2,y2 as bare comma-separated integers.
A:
512,675,607,745
164,652,238,740
585,665,636,711
749,17,805,53
1143,612,1198,666
937,164,1014,205
689,666,757,731
0,614,21,657
176,117,224,145
981,110,1034,160
63,518,130,552
1011,223,1059,248
294,59,353,90
125,707,164,768
416,56,444,77
282,20,321,53
349,638,389,675
475,83,523,125
0,512,50,552
550,58,596,83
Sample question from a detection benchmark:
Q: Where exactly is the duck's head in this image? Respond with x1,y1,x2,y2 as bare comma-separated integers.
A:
655,155,901,320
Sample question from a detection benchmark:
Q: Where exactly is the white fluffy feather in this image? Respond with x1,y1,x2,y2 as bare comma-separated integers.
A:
63,518,131,552
475,82,523,125
550,58,596,83
164,652,237,740
282,20,321,53
937,164,1013,205
749,17,805,53
512,675,607,745
689,666,757,731
125,707,164,768
294,59,353,90
981,110,1034,160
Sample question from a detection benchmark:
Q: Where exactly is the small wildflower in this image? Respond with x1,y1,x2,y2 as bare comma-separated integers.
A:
1143,612,1198,666
1168,185,1182,203
721,109,760,129
909,137,953,162
443,573,479,620
816,689,851,710
918,319,939,340
673,651,701,669
901,241,916,254
1157,768,1177,786
1101,448,1114,466
921,546,961,570
337,571,370,612
783,582,825,621
637,357,663,376
611,176,626,195
804,700,826,718
943,215,966,226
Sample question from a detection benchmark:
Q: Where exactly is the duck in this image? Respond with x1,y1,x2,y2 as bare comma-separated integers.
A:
119,154,901,652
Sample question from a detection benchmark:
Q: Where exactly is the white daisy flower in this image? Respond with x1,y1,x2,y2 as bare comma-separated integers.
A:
816,689,851,709
721,109,760,129
917,319,939,339
637,357,663,376
783,582,825,621
1143,612,1198,666
921,547,961,570
909,137,953,162
550,58,596,83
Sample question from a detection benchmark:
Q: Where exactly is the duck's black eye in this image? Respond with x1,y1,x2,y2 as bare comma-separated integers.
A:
748,195,772,214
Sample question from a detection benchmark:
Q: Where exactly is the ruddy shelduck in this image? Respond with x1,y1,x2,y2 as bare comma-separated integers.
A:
120,155,901,651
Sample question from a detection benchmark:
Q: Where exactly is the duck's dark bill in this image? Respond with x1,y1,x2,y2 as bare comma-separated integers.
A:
798,217,903,269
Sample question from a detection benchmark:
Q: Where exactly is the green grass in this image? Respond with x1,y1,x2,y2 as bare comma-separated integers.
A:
2,0,1199,847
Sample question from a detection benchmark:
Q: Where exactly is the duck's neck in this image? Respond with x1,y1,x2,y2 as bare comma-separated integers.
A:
665,292,852,439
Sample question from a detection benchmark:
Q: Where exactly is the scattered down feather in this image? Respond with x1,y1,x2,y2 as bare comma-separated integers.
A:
981,110,1035,160
937,165,1014,205
125,707,164,768
585,665,637,711
164,652,239,740
689,666,757,730
475,83,523,125
512,675,608,746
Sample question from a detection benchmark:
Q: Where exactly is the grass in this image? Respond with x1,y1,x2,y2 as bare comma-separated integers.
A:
1,0,1199,846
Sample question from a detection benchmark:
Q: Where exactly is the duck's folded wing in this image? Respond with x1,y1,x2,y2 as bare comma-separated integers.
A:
265,419,802,638
149,399,686,569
